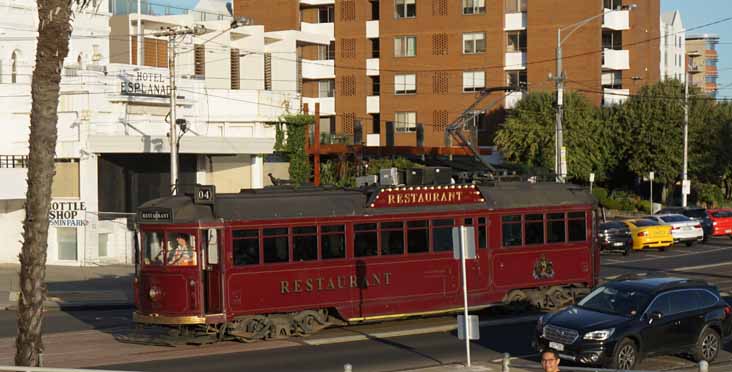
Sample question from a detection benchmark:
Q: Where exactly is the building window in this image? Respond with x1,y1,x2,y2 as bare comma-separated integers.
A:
602,30,622,50
11,51,18,84
341,38,356,58
463,32,486,54
394,74,416,95
505,0,527,13
57,228,78,261
395,0,416,19
395,111,417,132
462,71,485,92
604,0,621,9
394,36,417,57
318,5,334,23
319,80,335,97
371,38,380,58
194,44,205,77
506,30,527,52
432,33,449,55
462,0,485,15
52,159,80,198
231,48,241,90
506,70,527,90
602,71,622,89
317,41,335,60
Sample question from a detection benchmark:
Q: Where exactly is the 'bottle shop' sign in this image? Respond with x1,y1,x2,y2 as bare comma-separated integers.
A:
49,201,88,227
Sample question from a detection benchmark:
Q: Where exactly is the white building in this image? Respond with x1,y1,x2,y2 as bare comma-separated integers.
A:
660,10,686,82
0,0,328,265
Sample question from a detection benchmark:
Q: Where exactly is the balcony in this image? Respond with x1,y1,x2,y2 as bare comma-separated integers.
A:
367,96,380,114
301,22,334,37
603,88,629,107
302,59,335,80
300,0,335,4
0,168,27,200
366,58,380,76
602,49,629,70
504,52,527,70
602,9,630,30
367,133,381,147
366,20,379,39
504,13,527,31
504,91,524,109
303,97,335,115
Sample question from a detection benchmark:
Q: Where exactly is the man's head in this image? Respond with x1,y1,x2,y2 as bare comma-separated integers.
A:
541,350,560,372
176,234,188,247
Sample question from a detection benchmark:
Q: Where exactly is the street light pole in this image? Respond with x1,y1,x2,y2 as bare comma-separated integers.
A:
682,70,690,207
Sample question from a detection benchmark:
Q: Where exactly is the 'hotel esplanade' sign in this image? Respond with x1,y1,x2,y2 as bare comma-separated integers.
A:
121,71,171,98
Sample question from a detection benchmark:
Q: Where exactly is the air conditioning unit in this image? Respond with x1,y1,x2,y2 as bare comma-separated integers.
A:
423,167,452,185
356,175,378,187
380,168,400,186
405,168,424,186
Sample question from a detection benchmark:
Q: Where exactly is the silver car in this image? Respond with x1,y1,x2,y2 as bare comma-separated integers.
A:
645,214,704,246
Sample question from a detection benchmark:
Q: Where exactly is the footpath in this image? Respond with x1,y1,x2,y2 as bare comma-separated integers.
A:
0,263,134,311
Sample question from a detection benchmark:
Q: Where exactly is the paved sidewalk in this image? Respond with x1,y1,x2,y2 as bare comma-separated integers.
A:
0,263,134,311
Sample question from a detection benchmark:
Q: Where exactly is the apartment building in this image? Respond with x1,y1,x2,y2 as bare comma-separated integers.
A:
660,10,685,82
686,34,720,97
235,0,660,152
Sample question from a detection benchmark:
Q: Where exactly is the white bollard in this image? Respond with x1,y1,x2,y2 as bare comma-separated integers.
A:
699,360,709,372
502,353,510,372
344,363,353,372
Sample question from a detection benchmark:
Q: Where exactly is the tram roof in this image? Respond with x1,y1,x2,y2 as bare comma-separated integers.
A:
137,182,595,225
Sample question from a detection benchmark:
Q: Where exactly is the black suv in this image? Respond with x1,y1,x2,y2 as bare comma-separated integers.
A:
598,221,633,255
656,207,713,241
535,277,732,369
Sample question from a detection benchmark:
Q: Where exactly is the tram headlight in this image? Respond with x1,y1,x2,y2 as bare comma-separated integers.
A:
149,286,162,302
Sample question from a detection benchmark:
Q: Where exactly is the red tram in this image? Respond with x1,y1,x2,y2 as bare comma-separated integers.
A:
132,181,599,342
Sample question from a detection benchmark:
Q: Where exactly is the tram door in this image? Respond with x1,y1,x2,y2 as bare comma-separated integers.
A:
202,228,224,314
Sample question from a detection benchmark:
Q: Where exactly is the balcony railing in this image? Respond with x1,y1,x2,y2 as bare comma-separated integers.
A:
0,155,28,168
310,132,355,146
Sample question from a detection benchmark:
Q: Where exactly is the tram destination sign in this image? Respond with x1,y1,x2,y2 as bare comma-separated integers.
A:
137,208,173,223
369,185,485,208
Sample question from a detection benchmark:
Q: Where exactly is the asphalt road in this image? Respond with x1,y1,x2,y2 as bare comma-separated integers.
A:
2,236,731,372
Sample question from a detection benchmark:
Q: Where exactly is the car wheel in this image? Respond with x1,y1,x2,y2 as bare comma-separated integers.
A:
685,241,695,247
692,328,720,363
610,338,638,370
622,245,630,256
659,247,666,252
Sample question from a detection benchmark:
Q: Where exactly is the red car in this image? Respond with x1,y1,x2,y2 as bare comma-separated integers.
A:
707,209,732,238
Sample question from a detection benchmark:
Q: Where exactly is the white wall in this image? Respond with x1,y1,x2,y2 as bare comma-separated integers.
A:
660,12,686,82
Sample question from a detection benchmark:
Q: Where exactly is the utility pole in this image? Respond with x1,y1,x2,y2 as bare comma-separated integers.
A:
154,26,206,195
682,71,689,207
555,28,565,183
137,0,142,66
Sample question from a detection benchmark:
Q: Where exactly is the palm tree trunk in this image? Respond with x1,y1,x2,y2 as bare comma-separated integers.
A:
15,0,73,366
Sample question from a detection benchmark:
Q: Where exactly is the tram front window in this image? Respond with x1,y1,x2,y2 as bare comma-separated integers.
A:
144,232,164,265
167,233,197,266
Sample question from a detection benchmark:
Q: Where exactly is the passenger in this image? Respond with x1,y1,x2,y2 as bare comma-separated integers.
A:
541,349,561,372
168,234,197,266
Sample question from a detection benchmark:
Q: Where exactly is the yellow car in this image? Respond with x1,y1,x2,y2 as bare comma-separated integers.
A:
624,219,673,251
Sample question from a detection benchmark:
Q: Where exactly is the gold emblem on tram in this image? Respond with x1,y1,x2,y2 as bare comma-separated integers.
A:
280,272,392,294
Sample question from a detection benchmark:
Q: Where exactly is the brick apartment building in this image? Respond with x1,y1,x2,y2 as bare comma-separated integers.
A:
686,34,720,97
234,0,660,152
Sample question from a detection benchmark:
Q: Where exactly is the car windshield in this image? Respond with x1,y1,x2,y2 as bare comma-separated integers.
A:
684,209,707,219
660,215,690,223
631,219,658,227
601,222,625,230
577,285,651,317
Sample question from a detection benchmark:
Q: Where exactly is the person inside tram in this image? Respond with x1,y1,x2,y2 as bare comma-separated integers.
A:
167,233,197,266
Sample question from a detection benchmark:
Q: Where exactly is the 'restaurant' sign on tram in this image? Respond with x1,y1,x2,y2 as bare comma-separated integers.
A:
369,185,485,208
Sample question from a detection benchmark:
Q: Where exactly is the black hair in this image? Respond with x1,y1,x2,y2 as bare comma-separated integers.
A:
541,349,560,360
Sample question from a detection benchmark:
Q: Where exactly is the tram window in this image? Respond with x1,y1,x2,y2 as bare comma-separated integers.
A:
478,217,487,249
166,233,197,266
547,213,566,243
143,232,164,265
381,222,404,255
568,211,587,242
233,229,259,266
293,226,317,261
321,225,345,259
407,220,429,254
354,223,378,257
525,214,544,245
502,215,522,247
432,219,454,252
263,227,289,263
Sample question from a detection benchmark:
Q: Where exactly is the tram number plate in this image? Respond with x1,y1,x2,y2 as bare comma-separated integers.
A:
549,342,564,351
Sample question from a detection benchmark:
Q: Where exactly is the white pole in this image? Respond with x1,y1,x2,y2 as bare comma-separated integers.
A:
169,33,178,195
555,28,565,183
682,71,689,207
137,0,142,66
461,242,471,367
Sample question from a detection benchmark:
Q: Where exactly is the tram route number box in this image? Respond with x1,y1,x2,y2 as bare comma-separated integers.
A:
457,315,480,340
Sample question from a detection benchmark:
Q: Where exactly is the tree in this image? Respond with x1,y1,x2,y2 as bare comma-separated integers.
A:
494,92,613,182
16,0,93,366
618,80,685,198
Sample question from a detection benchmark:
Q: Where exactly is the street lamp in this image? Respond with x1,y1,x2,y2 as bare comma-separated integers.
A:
554,3,637,183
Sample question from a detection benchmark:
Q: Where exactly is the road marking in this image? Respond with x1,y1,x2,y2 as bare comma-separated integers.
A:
605,246,732,265
303,315,540,346
674,261,732,272
491,353,540,363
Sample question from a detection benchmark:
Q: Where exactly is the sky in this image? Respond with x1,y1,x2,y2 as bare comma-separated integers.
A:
663,0,729,98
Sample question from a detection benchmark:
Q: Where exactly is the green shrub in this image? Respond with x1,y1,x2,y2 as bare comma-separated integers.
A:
693,183,724,208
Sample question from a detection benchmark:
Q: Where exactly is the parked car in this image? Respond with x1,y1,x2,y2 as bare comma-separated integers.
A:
644,214,704,246
656,207,713,242
707,209,732,238
598,221,633,255
623,219,673,251
535,276,732,369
